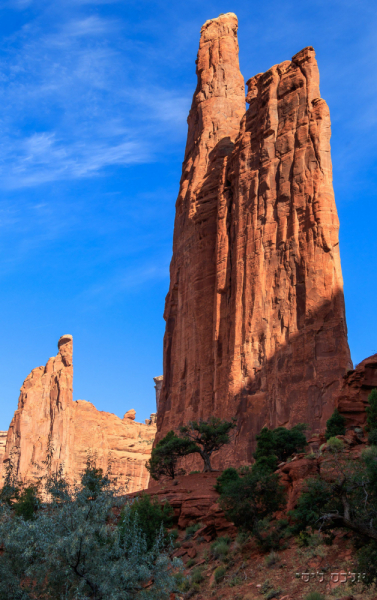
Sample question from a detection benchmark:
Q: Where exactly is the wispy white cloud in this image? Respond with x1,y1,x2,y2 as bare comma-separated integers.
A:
0,8,190,188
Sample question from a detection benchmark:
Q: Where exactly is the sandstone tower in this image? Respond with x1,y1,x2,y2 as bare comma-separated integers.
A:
1,335,156,492
156,13,352,466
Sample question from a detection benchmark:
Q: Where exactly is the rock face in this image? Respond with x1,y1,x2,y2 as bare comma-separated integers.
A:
157,13,352,467
337,354,377,427
0,336,156,492
0,432,6,467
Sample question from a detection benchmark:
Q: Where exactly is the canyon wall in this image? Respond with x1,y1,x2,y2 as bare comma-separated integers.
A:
157,13,352,467
1,335,156,492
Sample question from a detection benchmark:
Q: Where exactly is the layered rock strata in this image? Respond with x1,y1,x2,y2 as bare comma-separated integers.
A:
157,13,352,467
1,336,156,492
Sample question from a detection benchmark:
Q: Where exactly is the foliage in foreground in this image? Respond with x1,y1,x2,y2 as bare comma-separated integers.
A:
0,456,180,600
121,493,174,551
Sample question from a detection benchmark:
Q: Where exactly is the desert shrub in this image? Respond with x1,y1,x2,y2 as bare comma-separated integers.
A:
325,408,346,440
254,423,308,463
185,522,202,538
218,467,286,538
357,539,377,585
214,467,239,494
214,565,226,583
121,492,173,551
369,429,377,446
304,592,326,600
191,567,204,584
186,558,196,568
264,550,280,567
326,436,344,453
265,588,281,600
211,536,231,560
13,486,40,520
288,478,333,535
0,459,179,600
367,389,377,433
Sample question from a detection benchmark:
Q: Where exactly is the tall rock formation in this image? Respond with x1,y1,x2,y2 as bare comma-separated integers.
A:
1,336,156,492
157,13,352,466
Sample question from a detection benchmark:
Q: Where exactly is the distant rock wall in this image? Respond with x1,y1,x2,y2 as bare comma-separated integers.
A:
0,432,6,468
156,13,352,468
0,336,156,493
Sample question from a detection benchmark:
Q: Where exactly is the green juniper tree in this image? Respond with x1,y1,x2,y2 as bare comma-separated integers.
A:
146,430,197,480
179,417,237,472
325,408,346,440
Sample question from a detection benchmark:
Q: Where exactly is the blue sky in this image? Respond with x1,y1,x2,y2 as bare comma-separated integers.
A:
0,0,376,431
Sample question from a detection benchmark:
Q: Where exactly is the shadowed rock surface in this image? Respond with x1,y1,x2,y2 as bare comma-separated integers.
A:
157,13,352,468
0,336,156,492
337,354,377,427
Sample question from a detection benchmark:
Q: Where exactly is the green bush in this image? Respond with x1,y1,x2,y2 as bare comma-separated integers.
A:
121,493,173,551
367,389,377,432
288,478,332,535
214,565,226,583
211,536,231,560
13,486,40,520
304,592,326,600
214,467,239,494
266,588,281,600
218,467,286,537
185,522,202,538
254,423,308,463
264,550,280,567
191,567,204,584
357,539,377,585
326,436,344,453
325,408,346,440
368,429,377,445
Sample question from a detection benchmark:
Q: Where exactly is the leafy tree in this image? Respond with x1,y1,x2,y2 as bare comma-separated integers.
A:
218,467,286,538
146,430,197,480
254,423,308,463
0,456,180,600
325,408,346,440
179,417,237,472
121,493,173,550
367,389,377,433
13,486,40,521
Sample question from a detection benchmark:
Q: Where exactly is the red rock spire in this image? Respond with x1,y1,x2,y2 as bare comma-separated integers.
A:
156,19,351,468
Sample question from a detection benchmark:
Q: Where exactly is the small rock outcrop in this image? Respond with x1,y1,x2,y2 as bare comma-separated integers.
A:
0,336,156,492
337,354,377,427
157,13,352,468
